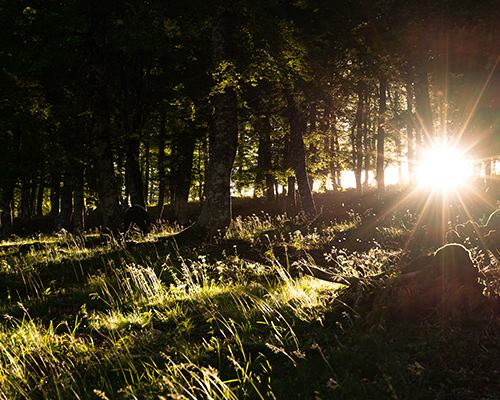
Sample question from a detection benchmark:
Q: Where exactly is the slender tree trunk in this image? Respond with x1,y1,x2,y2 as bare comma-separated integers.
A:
115,52,149,209
287,176,297,216
332,119,341,189
1,126,21,236
413,77,423,176
395,130,404,185
362,110,371,189
175,0,238,243
376,75,387,194
285,89,317,218
57,172,74,231
157,106,167,221
144,131,150,204
115,152,126,207
49,174,60,222
36,180,45,217
0,188,14,237
88,4,121,231
353,86,364,195
20,175,33,224
405,82,415,184
125,136,146,207
73,167,85,234
415,68,433,150
29,177,37,219
256,115,274,203
175,135,196,226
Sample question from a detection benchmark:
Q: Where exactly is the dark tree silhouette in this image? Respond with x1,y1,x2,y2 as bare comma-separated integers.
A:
87,3,122,232
175,0,239,243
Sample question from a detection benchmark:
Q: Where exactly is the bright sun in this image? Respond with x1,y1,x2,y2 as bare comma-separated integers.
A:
417,147,471,190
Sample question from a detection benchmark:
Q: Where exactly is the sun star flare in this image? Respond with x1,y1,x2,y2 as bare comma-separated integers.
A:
417,147,471,190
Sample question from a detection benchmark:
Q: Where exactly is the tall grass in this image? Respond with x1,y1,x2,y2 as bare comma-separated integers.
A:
0,215,410,399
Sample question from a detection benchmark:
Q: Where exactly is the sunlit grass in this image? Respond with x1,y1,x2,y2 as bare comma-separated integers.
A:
0,213,449,399
226,213,286,241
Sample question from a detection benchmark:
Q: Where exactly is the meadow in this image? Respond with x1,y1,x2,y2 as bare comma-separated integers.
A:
1,196,500,399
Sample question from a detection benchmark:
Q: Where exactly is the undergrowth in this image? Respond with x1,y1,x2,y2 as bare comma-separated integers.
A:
0,212,499,399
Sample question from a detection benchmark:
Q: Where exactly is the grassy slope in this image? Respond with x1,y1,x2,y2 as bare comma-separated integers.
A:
1,195,500,399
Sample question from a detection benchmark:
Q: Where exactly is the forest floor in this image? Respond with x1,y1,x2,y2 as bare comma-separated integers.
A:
1,185,500,399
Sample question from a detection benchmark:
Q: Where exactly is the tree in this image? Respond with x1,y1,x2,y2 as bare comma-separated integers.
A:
175,0,239,243
87,2,122,232
285,88,317,217
376,74,387,194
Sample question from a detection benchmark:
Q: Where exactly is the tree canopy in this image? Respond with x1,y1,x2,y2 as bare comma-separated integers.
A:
1,0,500,239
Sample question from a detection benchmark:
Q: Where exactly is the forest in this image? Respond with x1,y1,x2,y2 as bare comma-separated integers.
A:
2,0,500,398
1,0,499,238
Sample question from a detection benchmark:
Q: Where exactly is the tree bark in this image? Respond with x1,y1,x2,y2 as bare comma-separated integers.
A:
285,89,317,218
73,166,85,234
415,66,433,150
36,181,44,218
174,0,238,243
331,115,341,189
174,135,196,226
0,188,14,237
157,105,167,221
352,85,364,195
405,81,416,184
125,136,146,207
144,131,150,204
256,115,274,203
49,173,61,222
376,75,387,194
19,174,36,224
88,4,122,232
0,126,20,237
57,172,74,232
287,176,297,216
115,55,149,208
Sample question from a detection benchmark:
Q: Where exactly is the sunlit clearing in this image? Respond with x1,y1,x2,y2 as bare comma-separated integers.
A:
417,147,470,190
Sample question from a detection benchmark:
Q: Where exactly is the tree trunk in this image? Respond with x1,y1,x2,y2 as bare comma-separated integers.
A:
115,51,150,209
256,115,274,203
115,152,126,207
285,89,317,218
157,105,167,221
20,175,34,224
405,81,416,184
1,126,21,236
57,172,74,231
353,85,364,195
395,130,404,185
125,136,146,207
376,75,387,194
174,135,196,226
36,181,44,217
287,176,297,216
73,167,85,234
88,4,122,232
331,119,341,189
362,112,371,189
29,178,37,218
0,188,14,237
174,0,238,243
49,174,61,222
415,68,433,150
144,131,150,204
